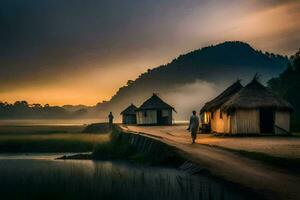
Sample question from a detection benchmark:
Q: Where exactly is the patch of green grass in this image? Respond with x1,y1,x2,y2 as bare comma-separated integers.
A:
82,123,111,133
0,125,86,135
0,133,110,153
0,125,110,153
92,128,184,166
92,131,137,160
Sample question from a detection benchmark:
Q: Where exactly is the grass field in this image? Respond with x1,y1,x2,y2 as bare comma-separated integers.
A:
0,125,110,153
0,125,86,135
0,158,252,200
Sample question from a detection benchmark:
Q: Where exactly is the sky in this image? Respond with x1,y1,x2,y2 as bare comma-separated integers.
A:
0,0,299,106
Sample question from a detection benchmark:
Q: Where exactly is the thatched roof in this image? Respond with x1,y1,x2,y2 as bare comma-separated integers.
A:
136,94,175,111
200,80,243,113
120,104,137,115
221,78,293,112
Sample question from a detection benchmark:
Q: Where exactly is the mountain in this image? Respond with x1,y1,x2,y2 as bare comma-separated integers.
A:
96,41,288,120
0,41,289,120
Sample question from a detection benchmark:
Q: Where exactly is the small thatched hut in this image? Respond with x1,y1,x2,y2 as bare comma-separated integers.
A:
120,104,137,124
136,94,175,125
200,80,243,133
201,78,293,134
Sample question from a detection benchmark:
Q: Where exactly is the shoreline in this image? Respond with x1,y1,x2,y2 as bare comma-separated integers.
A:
117,125,300,200
45,124,300,200
58,126,263,199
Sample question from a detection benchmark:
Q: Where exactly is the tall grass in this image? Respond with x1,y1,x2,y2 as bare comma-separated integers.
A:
0,159,252,200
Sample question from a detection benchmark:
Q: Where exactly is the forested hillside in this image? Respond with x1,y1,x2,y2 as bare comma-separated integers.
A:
268,49,300,131
96,41,288,119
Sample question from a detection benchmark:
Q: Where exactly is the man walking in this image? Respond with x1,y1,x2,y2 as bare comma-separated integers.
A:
188,110,199,144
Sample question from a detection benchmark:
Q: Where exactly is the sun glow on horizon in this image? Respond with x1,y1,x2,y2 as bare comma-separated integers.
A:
0,1,299,106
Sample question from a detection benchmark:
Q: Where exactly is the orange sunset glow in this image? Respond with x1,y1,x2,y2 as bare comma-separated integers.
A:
0,0,299,106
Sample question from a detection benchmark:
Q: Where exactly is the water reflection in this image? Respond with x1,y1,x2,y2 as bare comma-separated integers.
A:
0,155,253,200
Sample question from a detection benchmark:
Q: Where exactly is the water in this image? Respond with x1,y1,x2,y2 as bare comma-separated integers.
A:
0,154,253,200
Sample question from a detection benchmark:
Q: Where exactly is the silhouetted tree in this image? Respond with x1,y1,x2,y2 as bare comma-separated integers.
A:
126,80,134,86
0,101,89,119
268,49,300,131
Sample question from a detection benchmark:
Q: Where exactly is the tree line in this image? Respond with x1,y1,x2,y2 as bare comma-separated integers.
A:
0,101,87,119
268,49,300,131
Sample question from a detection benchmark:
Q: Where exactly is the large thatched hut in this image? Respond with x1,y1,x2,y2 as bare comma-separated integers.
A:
221,78,293,134
120,104,137,124
136,94,175,125
201,78,293,134
200,80,243,132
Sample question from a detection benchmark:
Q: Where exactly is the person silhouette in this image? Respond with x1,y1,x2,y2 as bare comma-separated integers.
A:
188,110,199,144
108,112,114,128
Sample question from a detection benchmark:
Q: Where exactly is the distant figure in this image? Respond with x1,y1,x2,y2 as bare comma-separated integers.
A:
108,112,114,128
188,110,199,144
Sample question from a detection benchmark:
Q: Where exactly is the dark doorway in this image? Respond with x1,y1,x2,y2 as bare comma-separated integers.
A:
259,108,275,134
157,110,163,125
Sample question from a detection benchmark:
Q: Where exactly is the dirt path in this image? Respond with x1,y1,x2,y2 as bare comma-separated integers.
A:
120,125,300,200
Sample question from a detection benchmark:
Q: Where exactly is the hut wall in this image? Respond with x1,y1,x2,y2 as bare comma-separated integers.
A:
136,110,157,125
275,111,290,133
210,109,231,133
223,113,231,133
211,109,224,133
162,109,173,125
122,115,137,124
202,112,211,124
230,109,260,134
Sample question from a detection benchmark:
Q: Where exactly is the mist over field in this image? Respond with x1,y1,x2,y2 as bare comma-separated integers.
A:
163,80,220,120
105,80,222,122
